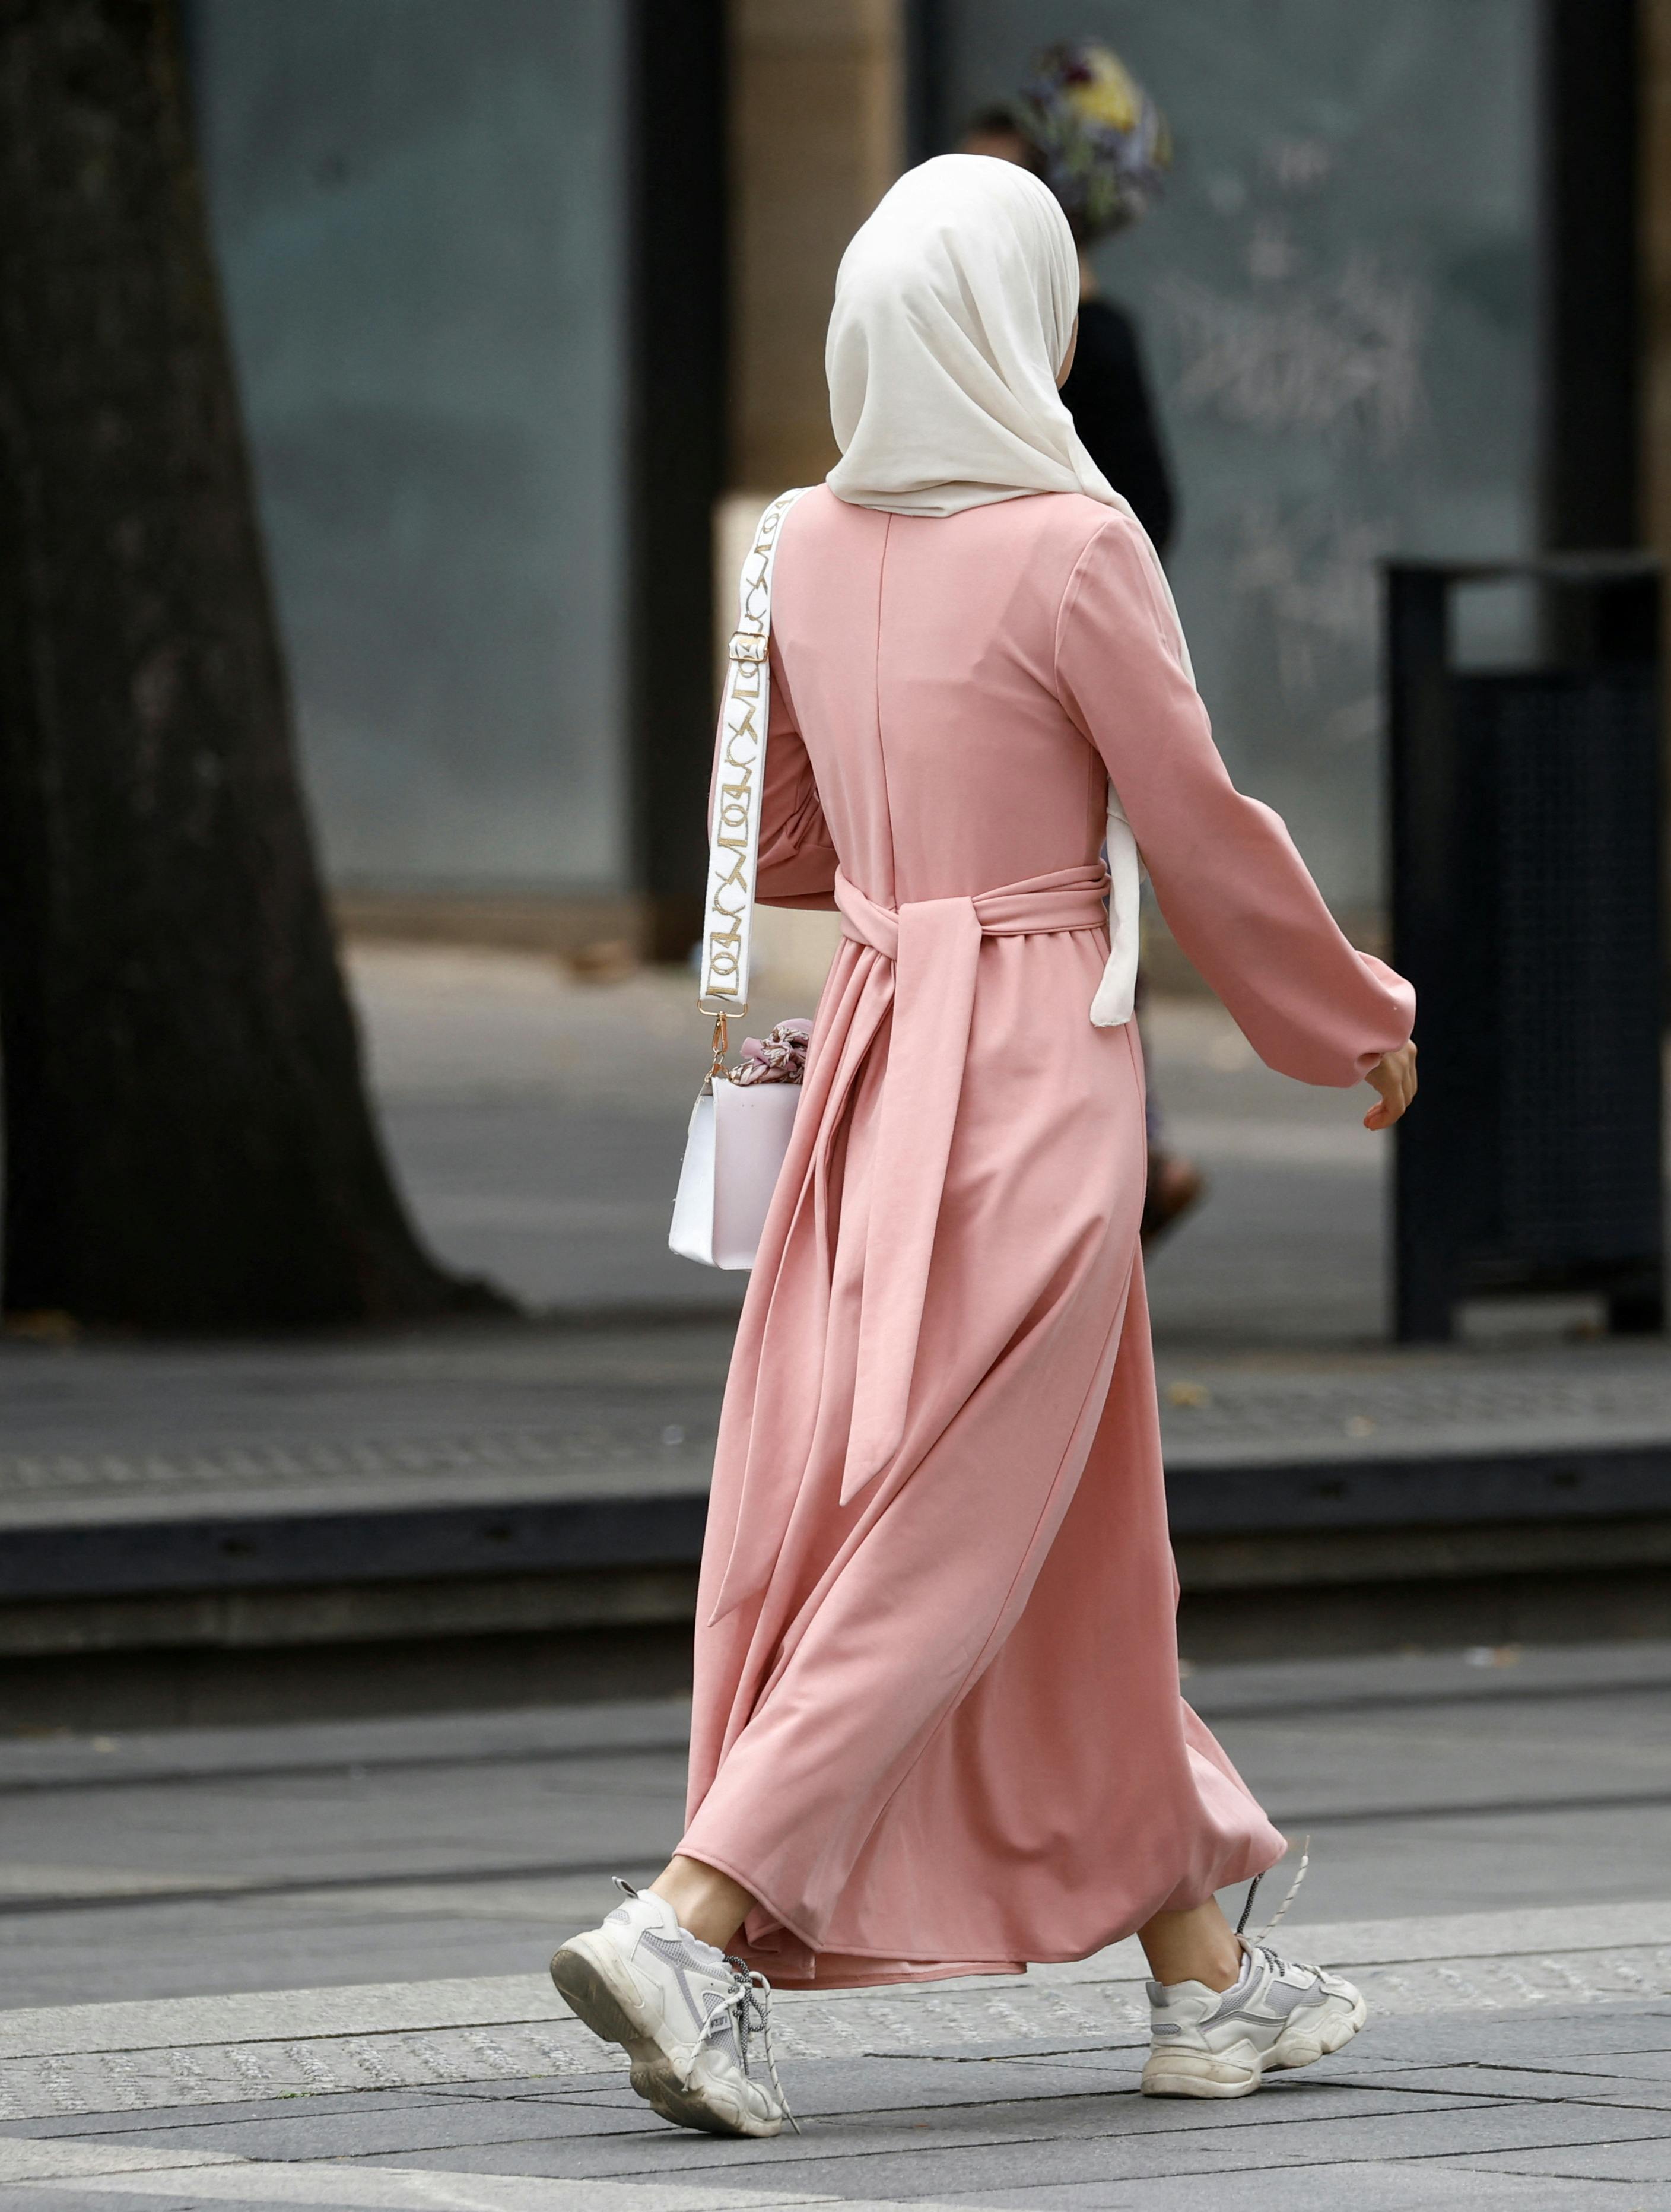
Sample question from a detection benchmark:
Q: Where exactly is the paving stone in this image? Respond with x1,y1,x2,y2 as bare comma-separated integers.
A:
885,2038,1144,2064
348,2083,1517,2184
1349,2063,1671,2112
396,2074,631,2103
0,2141,862,2210
1561,2051,1671,2083
1325,2007,1671,2075
0,2138,241,2182
774,2055,1150,2116
0,2130,877,2208
935,2161,1651,2208
1458,2138,1671,2184
583,2100,1664,2194
13,2191,415,2212
0,2195,350,2212
23,2095,665,2162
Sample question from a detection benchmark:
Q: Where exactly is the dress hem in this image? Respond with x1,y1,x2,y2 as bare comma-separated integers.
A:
677,1837,1289,1992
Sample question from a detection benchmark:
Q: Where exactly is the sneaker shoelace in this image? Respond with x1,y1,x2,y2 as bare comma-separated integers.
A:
1234,1833,1311,1946
712,1956,800,2134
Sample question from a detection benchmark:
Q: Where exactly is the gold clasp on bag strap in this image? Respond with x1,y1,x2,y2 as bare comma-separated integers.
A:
706,1013,730,1089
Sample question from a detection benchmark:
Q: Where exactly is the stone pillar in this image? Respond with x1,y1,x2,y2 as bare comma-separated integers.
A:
722,1,904,1002
729,0,903,493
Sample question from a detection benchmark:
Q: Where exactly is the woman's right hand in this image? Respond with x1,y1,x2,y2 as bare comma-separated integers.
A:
1364,1042,1418,1131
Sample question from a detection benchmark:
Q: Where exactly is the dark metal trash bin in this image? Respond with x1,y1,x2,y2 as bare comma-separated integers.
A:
1386,555,1665,1342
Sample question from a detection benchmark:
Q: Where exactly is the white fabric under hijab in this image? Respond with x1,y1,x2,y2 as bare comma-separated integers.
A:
825,154,1196,1027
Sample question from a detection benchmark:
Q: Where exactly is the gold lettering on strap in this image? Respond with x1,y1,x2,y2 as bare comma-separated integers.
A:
700,488,808,1011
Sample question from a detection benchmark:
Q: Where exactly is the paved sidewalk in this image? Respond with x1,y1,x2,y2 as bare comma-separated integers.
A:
1,1902,1668,2207
11,1325,1671,1524
3,1645,1667,2203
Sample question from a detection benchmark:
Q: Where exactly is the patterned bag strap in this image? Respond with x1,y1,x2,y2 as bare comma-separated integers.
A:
698,488,812,1025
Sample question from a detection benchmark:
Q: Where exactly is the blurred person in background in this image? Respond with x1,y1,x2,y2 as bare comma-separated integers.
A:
551,154,1417,2142
965,43,1202,1248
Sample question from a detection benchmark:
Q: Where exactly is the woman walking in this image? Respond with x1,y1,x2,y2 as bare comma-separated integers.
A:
552,154,1416,2139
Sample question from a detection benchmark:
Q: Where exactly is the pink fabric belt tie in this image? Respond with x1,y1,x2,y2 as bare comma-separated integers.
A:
831,862,1110,1505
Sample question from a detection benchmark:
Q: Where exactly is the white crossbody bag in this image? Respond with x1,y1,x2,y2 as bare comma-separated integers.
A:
669,488,813,1270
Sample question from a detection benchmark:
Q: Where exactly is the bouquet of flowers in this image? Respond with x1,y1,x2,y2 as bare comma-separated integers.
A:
1018,41,1171,243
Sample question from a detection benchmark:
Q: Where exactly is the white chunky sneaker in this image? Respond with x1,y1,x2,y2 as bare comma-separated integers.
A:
1141,1935,1367,2099
549,1881,795,2138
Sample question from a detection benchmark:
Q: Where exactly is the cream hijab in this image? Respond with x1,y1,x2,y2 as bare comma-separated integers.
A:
825,153,1192,1026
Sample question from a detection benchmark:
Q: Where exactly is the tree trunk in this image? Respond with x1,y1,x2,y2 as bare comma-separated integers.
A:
0,0,504,1329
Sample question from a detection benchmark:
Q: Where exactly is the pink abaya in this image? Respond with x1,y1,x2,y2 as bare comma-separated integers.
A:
680,488,1414,1989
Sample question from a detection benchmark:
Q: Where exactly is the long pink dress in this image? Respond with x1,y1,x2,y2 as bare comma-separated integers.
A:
681,487,1413,1990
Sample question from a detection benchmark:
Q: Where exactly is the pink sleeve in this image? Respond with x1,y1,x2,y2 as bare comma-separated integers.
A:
1054,517,1414,1087
706,653,838,911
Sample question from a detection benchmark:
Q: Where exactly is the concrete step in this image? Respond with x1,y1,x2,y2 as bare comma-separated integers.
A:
4,1327,1669,1718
